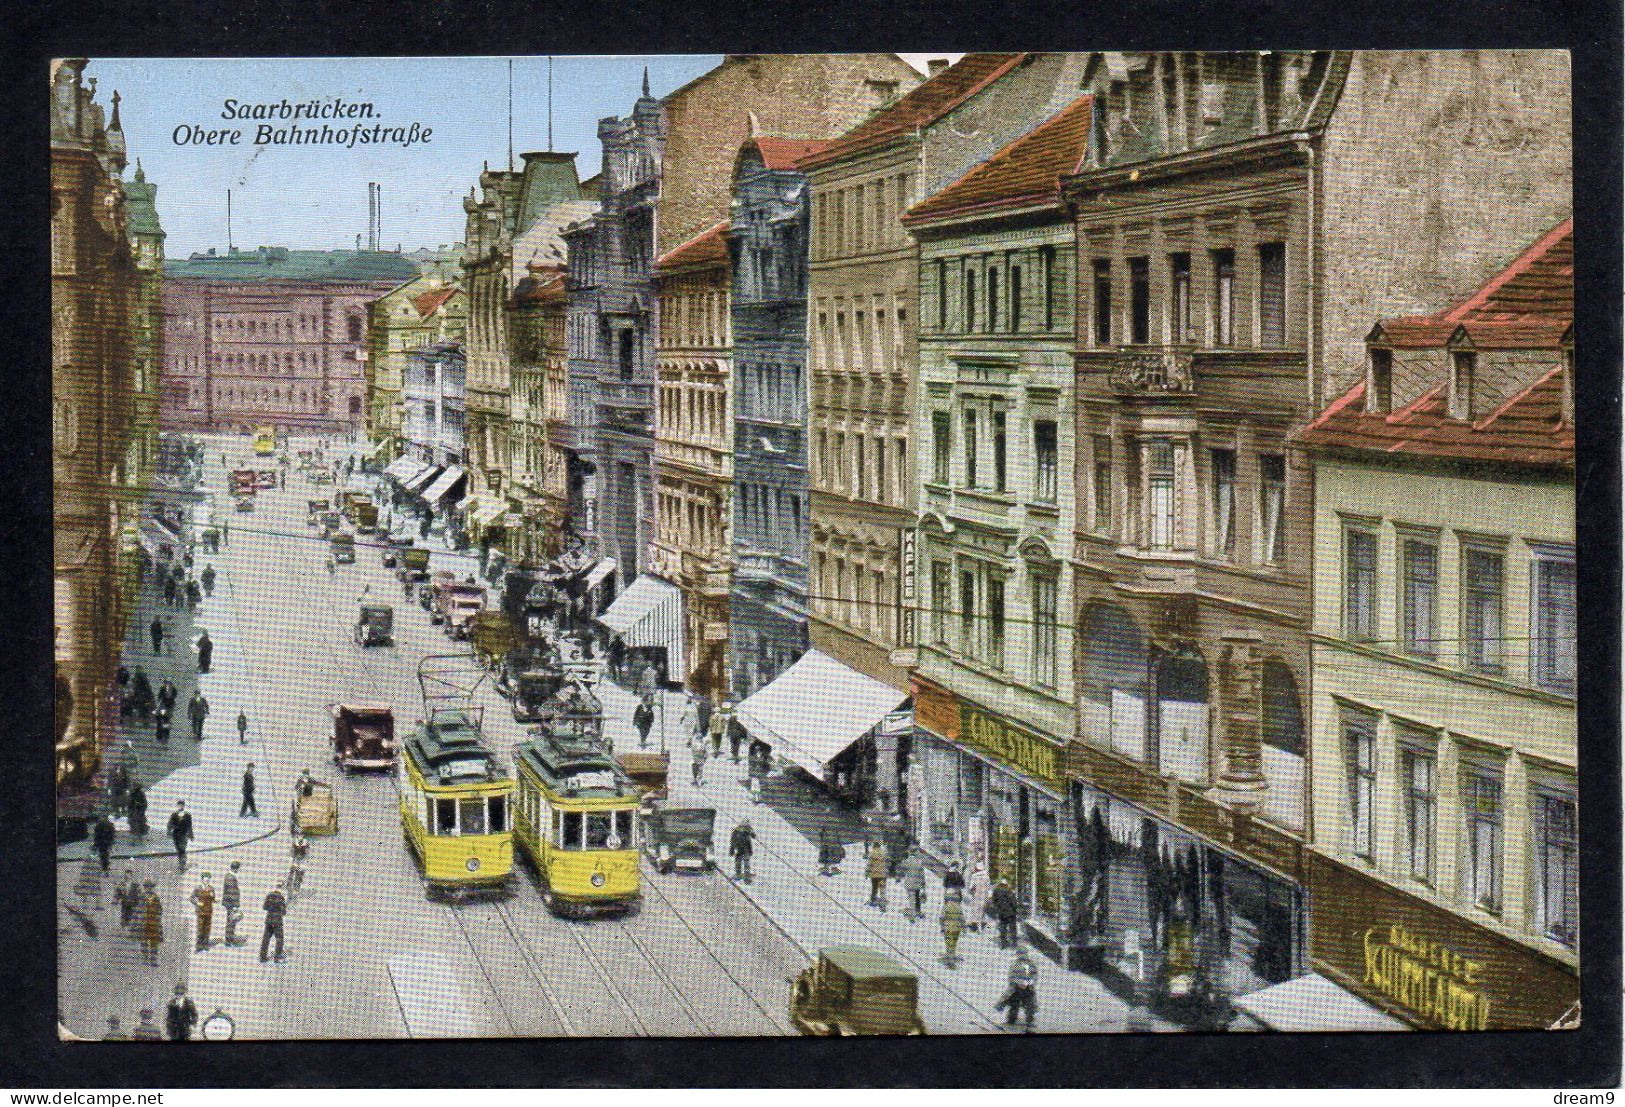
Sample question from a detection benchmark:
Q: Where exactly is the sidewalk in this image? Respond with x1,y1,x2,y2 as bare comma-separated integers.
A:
593,678,1171,1035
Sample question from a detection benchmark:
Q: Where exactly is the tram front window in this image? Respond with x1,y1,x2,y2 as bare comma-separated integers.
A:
560,811,583,849
614,810,634,847
488,795,507,833
586,812,613,849
435,798,457,835
460,798,487,836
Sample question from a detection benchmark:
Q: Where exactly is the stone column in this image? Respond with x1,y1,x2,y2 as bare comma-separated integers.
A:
1212,631,1267,812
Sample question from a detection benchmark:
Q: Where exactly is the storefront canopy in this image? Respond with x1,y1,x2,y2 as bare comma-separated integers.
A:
580,557,618,591
596,573,683,676
423,465,466,504
470,498,506,530
403,465,443,495
735,649,905,777
1231,974,1405,1032
383,456,423,484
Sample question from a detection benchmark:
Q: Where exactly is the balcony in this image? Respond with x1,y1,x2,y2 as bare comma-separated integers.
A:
1108,347,1196,395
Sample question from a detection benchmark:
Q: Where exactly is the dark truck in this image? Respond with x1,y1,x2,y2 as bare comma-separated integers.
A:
640,803,710,873
789,946,926,1037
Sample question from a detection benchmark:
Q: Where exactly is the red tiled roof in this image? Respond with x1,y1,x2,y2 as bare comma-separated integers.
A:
411,285,458,318
749,136,830,172
1375,219,1573,349
799,53,1030,169
1295,370,1572,468
512,264,565,305
904,95,1093,225
656,220,729,270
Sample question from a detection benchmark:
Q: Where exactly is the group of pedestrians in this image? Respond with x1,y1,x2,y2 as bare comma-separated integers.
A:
99,982,195,1041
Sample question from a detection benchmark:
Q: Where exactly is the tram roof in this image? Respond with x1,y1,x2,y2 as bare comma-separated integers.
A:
516,735,634,796
406,711,503,782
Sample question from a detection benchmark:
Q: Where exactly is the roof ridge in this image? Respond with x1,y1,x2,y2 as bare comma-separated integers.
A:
655,219,730,268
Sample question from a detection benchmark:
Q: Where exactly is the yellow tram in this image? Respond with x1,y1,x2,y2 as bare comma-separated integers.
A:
513,733,641,916
253,425,276,457
398,708,515,896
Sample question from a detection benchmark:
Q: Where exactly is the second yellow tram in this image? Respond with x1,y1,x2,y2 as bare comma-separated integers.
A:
513,733,641,916
398,708,515,896
253,425,276,457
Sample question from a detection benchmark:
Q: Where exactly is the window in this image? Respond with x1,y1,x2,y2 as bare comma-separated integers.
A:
1040,245,1057,330
1092,434,1113,532
1128,257,1150,345
618,329,635,380
1462,544,1504,674
1400,742,1436,884
959,569,977,655
1531,548,1576,695
931,561,950,645
435,798,457,835
1460,764,1502,914
1450,351,1476,421
1258,242,1286,347
1210,449,1236,558
585,812,613,849
1400,536,1439,657
1368,348,1393,413
936,260,948,331
1169,253,1192,342
1145,440,1176,550
1010,265,1023,331
1033,420,1058,503
987,577,1006,670
347,314,365,343
1212,248,1236,346
964,270,977,331
992,411,1007,492
963,409,979,488
1032,575,1058,688
1342,706,1377,859
874,433,887,504
1092,259,1112,345
1258,455,1286,565
855,436,866,500
1343,526,1378,642
1531,785,1578,948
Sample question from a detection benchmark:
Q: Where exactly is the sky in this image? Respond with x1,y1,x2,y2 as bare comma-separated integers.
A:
89,55,961,258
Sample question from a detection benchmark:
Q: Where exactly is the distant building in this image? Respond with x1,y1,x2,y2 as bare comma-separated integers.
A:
161,246,417,432
1296,220,1576,1030
398,341,469,530
364,274,466,464
404,243,466,282
508,263,570,564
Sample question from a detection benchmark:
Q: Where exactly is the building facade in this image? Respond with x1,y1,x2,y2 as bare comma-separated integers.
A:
1296,221,1576,1030
460,164,525,520
124,160,165,500
508,263,569,565
1059,50,1572,1021
161,247,416,432
653,222,733,695
900,94,1092,956
402,342,468,474
364,275,466,463
727,136,823,700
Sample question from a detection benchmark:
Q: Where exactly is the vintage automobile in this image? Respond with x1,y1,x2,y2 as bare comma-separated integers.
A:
505,665,563,723
381,535,413,568
234,495,255,513
291,777,339,836
353,502,380,534
307,498,331,526
330,702,397,772
309,465,335,485
255,471,278,490
229,469,258,497
616,751,670,810
789,947,927,1036
444,586,486,640
355,602,394,647
470,610,517,672
397,546,432,582
640,803,712,873
330,532,356,564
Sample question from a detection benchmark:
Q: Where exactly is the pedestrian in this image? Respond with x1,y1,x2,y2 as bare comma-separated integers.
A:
236,708,248,745
185,579,201,609
240,763,258,817
221,519,229,546
138,882,162,966
996,948,1039,1032
188,690,209,742
164,982,198,1041
259,881,288,963
943,860,966,899
157,679,178,713
149,617,165,655
689,733,708,786
102,1016,129,1041
195,630,213,675
221,861,243,946
162,575,176,607
866,839,890,910
632,696,654,749
130,670,153,719
728,820,757,883
748,774,763,805
728,713,744,763
127,783,148,837
816,829,845,877
153,703,171,743
91,812,116,873
114,868,140,929
297,768,314,799
678,695,700,745
167,800,194,869
940,893,966,968
130,1009,162,1041
696,694,713,743
989,878,1020,949
708,702,728,757
189,873,216,951
288,834,308,896
965,860,990,931
200,565,216,597
108,762,131,816
901,846,927,921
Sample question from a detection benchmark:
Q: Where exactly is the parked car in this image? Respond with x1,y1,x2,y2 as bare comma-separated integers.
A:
789,947,926,1036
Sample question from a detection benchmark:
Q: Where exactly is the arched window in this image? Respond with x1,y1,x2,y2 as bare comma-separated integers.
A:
1260,659,1306,831
1080,603,1149,760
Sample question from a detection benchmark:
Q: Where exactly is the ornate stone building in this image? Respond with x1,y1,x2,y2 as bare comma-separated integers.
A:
460,164,525,522
508,262,570,565
364,274,466,463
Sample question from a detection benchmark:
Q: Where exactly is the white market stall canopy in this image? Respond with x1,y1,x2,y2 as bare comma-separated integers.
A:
403,465,444,495
734,649,905,777
385,457,427,484
422,465,466,503
596,573,683,676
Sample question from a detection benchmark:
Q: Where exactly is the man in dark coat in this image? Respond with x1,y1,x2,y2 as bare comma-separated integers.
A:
632,697,655,749
157,679,178,714
239,763,258,818
162,574,177,606
188,690,209,741
149,617,165,655
236,709,249,745
91,813,116,872
989,879,1021,949
185,579,201,609
259,882,288,962
200,565,216,596
167,800,194,869
195,631,213,674
130,669,153,719
126,783,148,837
164,983,198,1041
221,861,243,945
153,703,172,743
728,820,757,883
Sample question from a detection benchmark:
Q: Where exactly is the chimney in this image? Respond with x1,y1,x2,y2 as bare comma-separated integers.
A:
927,58,950,77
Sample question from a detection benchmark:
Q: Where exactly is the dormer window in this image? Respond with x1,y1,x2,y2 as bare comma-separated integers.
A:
1449,350,1476,421
1367,347,1393,414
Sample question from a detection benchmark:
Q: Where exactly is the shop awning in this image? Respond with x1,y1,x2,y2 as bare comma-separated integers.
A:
1231,974,1406,1032
385,457,427,484
735,649,905,777
471,499,506,530
403,465,443,495
578,557,617,591
422,465,466,504
596,573,684,676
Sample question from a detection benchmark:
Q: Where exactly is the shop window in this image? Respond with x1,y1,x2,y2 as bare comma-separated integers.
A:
1342,525,1377,642
1154,650,1209,783
1461,542,1504,674
1459,762,1503,914
1210,448,1236,558
1080,603,1149,759
1341,706,1377,860
1530,782,1578,948
1399,739,1436,886
1400,535,1439,657
1033,420,1058,503
1257,455,1286,565
1128,257,1150,345
1257,242,1286,347
1531,546,1576,695
1259,661,1305,830
1168,252,1192,342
